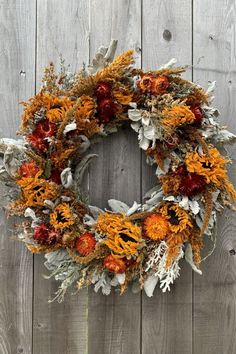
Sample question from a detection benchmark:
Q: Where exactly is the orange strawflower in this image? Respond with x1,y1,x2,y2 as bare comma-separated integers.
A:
76,232,96,256
18,160,41,178
113,86,133,105
96,213,142,257
143,213,170,240
103,254,127,273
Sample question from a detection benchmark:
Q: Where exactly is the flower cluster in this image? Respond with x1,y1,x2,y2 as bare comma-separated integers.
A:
1,40,236,301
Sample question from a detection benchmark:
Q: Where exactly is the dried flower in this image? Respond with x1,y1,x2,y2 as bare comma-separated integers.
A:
96,213,142,257
97,97,116,123
50,203,74,229
33,223,58,245
190,105,204,125
95,81,112,98
76,232,96,256
160,203,193,234
161,105,195,131
103,254,127,273
18,161,41,178
143,213,170,240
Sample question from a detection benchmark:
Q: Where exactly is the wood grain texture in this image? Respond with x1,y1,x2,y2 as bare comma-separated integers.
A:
0,0,35,353
88,1,142,353
33,1,89,353
141,1,193,353
193,1,236,353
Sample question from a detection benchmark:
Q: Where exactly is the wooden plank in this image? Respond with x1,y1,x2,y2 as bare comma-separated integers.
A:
88,1,142,353
33,1,89,353
193,1,236,353
0,0,35,353
141,1,193,353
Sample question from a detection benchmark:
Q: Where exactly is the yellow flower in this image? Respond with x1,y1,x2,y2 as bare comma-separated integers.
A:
143,213,170,240
17,173,58,207
160,203,193,234
161,105,195,131
75,95,96,121
113,86,133,105
21,92,73,129
96,213,142,257
50,203,74,230
185,147,229,187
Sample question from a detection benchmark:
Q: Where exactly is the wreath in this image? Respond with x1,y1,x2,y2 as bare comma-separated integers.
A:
1,40,236,301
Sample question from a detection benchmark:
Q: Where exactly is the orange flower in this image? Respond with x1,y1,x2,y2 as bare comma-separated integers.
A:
103,254,127,273
21,92,73,129
143,213,170,240
161,105,195,130
50,203,74,230
18,161,41,178
76,232,96,256
96,213,142,257
185,147,229,187
150,76,169,94
17,173,58,207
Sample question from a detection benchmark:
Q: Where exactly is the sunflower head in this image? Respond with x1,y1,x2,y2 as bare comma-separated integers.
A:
185,147,228,187
160,203,193,234
17,174,59,207
96,213,142,257
50,203,74,230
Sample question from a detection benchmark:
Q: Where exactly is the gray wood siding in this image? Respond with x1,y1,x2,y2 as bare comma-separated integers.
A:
0,1,235,353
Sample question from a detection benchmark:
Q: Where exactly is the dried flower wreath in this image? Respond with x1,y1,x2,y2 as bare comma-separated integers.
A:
1,40,236,301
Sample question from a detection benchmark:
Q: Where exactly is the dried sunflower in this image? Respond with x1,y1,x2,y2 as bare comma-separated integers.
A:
50,203,74,230
96,213,142,257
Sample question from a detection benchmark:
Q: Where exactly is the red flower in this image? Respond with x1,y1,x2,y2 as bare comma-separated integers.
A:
190,106,204,125
179,173,206,196
33,224,58,245
50,169,61,185
27,133,49,152
95,81,111,98
34,119,57,138
76,232,96,256
104,254,127,273
19,161,40,178
97,98,116,123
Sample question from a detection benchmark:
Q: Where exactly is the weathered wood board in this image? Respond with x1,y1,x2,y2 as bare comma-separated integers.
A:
0,1,235,353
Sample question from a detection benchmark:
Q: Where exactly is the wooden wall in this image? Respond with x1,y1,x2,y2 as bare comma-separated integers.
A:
0,1,236,353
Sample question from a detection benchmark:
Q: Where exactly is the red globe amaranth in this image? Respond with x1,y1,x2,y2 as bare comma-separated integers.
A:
95,81,111,98
179,173,206,197
19,161,40,178
34,119,57,138
76,232,96,256
97,97,116,123
190,106,204,125
33,224,58,245
27,133,49,152
103,255,127,273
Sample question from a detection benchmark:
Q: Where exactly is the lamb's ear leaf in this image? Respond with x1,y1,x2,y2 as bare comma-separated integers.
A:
185,244,202,275
61,167,73,188
143,275,159,297
108,199,129,213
